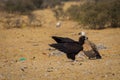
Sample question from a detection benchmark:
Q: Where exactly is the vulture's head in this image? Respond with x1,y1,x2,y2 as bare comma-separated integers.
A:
78,31,86,36
78,32,88,45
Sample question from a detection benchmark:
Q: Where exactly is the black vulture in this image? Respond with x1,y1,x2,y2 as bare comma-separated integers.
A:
49,36,88,61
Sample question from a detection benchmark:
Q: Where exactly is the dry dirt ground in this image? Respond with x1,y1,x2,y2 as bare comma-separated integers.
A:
0,20,120,80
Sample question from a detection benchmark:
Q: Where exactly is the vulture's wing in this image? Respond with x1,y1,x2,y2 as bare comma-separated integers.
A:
49,42,83,60
52,36,76,43
49,42,82,54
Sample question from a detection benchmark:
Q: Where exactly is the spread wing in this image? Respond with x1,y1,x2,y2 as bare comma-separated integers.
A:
52,36,76,43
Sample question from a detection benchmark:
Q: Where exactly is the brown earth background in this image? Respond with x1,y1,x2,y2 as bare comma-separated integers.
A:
0,1,120,80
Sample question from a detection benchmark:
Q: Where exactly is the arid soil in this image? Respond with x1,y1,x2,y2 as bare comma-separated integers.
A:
0,1,120,79
0,19,120,80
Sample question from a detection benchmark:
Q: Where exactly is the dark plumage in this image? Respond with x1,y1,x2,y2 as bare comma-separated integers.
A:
49,36,88,61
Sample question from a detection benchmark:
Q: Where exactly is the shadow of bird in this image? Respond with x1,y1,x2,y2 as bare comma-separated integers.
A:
49,36,88,61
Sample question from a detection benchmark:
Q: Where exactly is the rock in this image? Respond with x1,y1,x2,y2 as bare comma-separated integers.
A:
56,21,61,28
79,63,82,65
49,50,64,56
20,66,28,72
48,48,55,51
21,68,25,72
31,57,36,60
46,67,54,72
97,44,107,50
32,44,39,46
42,53,47,55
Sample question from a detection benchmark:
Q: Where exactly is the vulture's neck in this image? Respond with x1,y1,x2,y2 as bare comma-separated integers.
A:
79,38,85,45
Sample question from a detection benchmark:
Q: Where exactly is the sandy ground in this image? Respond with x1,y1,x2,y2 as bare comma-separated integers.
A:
0,20,120,80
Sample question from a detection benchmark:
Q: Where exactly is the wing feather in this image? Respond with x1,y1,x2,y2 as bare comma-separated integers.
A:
52,36,76,43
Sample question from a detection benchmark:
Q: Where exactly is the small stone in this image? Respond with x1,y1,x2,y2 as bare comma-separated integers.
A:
71,63,75,65
21,68,25,72
56,21,61,28
47,69,53,72
112,73,115,76
42,53,47,55
79,63,82,65
33,44,39,46
48,48,55,51
97,44,107,50
50,50,64,56
32,57,36,60
20,66,28,72
46,67,54,72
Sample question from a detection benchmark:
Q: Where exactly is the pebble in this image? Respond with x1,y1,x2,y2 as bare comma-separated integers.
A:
79,63,82,65
49,50,64,56
97,44,107,50
46,67,54,72
56,21,61,28
31,56,36,60
32,44,39,46
20,66,28,72
48,48,56,51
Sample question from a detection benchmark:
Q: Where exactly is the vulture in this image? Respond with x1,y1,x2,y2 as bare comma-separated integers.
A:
49,31,102,61
83,40,102,59
49,34,88,61
78,32,102,59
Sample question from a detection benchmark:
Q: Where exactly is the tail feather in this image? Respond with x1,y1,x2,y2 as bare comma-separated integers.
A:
95,50,102,59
